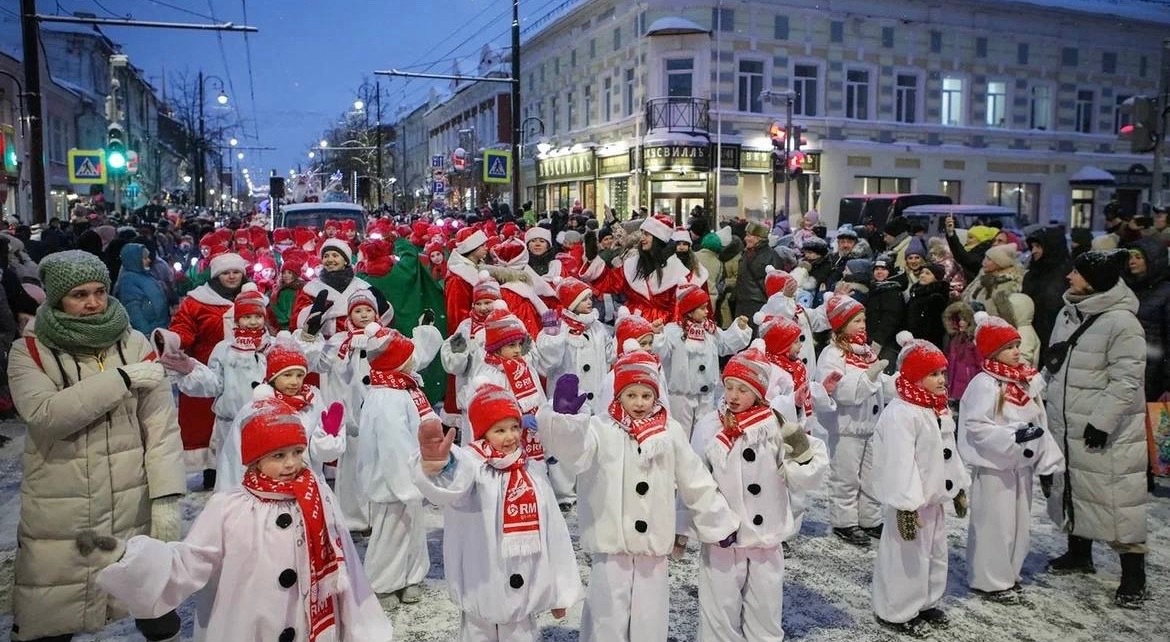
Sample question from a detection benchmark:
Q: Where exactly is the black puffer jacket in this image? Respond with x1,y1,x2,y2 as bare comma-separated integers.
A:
1022,226,1071,348
1124,236,1170,401
906,280,950,350
734,243,786,321
866,272,908,371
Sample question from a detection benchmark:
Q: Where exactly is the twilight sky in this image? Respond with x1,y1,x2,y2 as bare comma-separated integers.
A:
27,0,561,175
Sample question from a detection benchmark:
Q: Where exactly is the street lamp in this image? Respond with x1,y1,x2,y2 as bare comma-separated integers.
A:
319,140,328,149
229,137,238,147
353,99,365,112
308,151,315,159
237,152,244,160
196,72,229,207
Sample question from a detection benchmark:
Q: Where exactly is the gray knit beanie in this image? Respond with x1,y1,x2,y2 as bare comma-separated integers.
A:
39,250,111,308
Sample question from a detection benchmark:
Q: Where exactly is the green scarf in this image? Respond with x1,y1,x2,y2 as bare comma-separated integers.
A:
34,298,131,354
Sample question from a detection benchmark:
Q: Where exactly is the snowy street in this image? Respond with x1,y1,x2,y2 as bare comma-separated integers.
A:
0,420,1164,642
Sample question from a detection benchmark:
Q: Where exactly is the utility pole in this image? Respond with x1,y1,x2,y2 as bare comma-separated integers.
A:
197,71,205,207
19,0,47,223
783,91,794,227
510,0,522,211
1153,37,1170,208
375,80,383,208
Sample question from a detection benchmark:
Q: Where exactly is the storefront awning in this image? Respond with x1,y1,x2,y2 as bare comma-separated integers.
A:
1069,165,1116,186
644,17,710,37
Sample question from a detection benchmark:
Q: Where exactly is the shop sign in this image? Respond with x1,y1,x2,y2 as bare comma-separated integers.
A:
715,143,740,170
597,153,631,177
536,151,595,183
801,151,822,174
740,149,773,174
642,143,711,173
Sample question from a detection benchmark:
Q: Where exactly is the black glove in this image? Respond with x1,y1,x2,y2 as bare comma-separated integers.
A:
896,509,919,541
419,308,435,325
584,230,598,261
1039,474,1054,499
305,291,333,336
1082,423,1108,449
449,333,468,353
718,531,738,548
1014,423,1045,444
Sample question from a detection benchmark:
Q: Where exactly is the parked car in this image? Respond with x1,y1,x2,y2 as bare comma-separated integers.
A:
900,204,1025,237
838,193,953,228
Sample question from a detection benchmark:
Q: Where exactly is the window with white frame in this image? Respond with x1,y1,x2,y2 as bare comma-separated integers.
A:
567,91,575,130
986,81,1007,127
1115,94,1132,133
845,68,870,120
604,77,613,121
624,68,635,116
1075,89,1094,133
895,73,918,123
987,181,1040,224
941,76,964,126
666,58,694,100
736,59,764,113
1029,84,1052,130
584,84,593,127
793,63,819,116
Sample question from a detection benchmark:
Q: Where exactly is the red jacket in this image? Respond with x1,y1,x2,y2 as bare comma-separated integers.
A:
167,283,233,460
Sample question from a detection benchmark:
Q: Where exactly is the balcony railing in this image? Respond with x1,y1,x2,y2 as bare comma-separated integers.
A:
645,97,710,137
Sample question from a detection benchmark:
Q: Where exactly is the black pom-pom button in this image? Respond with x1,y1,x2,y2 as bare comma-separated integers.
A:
634,520,648,533
275,513,292,529
509,573,524,589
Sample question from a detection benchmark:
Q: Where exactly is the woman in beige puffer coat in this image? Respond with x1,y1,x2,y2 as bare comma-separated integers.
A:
8,250,186,641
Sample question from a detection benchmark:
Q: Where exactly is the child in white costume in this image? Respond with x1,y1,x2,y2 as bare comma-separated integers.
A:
440,272,501,437
318,290,442,531
88,401,395,642
758,266,828,371
536,277,613,416
959,313,1064,603
413,383,583,642
690,348,829,642
216,339,346,491
536,357,740,642
815,294,890,547
595,308,669,413
355,325,435,603
658,283,752,439
871,333,971,637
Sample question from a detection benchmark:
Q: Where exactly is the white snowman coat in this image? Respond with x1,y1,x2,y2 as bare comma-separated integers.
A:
535,310,613,415
439,318,487,423
958,372,1064,476
689,411,829,547
871,398,971,511
535,404,740,556
357,383,431,504
410,447,584,624
96,481,394,642
657,322,752,397
463,350,554,416
215,385,346,493
814,345,889,438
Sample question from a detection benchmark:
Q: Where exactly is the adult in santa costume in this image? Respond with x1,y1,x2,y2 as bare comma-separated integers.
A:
581,215,690,325
524,226,564,282
289,238,377,339
488,238,551,338
168,252,249,486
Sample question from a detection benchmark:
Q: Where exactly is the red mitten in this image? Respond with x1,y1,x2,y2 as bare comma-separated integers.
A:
320,402,345,437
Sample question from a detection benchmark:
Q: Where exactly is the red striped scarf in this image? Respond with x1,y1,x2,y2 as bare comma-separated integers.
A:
369,369,437,422
896,376,948,415
468,440,542,557
981,359,1038,407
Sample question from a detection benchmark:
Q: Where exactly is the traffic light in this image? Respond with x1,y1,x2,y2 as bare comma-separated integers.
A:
0,126,16,174
770,122,807,181
1119,96,1158,154
106,123,127,174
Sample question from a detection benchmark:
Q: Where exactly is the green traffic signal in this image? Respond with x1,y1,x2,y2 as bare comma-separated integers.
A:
107,149,127,170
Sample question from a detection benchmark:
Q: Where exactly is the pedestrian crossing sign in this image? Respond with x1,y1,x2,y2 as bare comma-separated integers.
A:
483,150,511,184
68,149,106,184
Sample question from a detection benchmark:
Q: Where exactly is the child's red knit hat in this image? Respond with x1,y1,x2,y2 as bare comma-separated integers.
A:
468,381,522,440
265,341,308,381
896,331,948,384
722,347,771,400
759,314,802,356
675,283,710,318
826,294,864,331
764,266,796,298
241,400,307,465
973,311,1021,359
615,307,655,354
484,305,528,353
233,283,266,319
613,350,660,397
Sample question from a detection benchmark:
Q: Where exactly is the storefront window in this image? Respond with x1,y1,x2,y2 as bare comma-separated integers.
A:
610,177,629,215
1071,188,1095,229
987,181,1040,224
939,179,962,202
854,176,912,194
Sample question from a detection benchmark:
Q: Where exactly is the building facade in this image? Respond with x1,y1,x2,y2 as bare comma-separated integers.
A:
504,0,1166,229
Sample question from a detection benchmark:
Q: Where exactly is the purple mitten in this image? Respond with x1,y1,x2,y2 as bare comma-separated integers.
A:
552,375,588,414
541,309,560,329
321,402,346,437
718,531,738,548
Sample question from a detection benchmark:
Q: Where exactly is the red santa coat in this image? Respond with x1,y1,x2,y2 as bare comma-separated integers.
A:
582,253,690,325
168,283,235,470
444,252,480,412
490,266,548,340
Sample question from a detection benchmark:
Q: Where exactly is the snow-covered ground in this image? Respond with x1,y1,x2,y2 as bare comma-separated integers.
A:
0,419,1165,641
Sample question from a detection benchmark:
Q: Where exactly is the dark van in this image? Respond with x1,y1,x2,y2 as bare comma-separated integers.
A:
837,193,953,228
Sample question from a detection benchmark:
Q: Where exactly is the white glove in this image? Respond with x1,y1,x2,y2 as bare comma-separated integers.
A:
350,333,369,351
150,495,182,541
119,362,166,390
866,360,888,381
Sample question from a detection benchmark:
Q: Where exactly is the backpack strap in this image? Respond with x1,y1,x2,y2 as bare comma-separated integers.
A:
24,336,42,370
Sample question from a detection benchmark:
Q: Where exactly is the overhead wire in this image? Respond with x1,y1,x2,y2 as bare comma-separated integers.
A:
204,0,247,139
239,0,261,153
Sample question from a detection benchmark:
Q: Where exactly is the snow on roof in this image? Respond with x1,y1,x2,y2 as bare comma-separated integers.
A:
645,17,710,36
1005,0,1170,24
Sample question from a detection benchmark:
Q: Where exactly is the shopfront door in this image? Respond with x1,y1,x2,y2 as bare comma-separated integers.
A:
651,196,707,223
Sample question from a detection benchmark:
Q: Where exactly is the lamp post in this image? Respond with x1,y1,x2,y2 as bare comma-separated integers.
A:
196,71,228,207
355,80,384,207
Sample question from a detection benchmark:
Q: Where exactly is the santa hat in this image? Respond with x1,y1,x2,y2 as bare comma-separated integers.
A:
671,227,691,244
640,214,674,243
339,219,357,236
759,314,802,355
324,219,340,233
455,227,488,255
357,239,394,277
273,228,294,246
473,271,501,302
612,350,660,397
233,229,252,246
615,307,655,353
467,380,522,440
524,226,552,245
347,289,378,317
320,238,353,265
556,277,592,311
764,266,796,298
722,348,771,400
896,331,948,384
484,304,529,353
825,294,864,331
501,222,521,239
280,249,308,277
233,283,266,319
367,327,415,372
293,227,318,251
265,338,309,381
199,233,229,254
491,238,528,268
973,311,1021,359
210,252,248,278
240,400,307,466
675,283,710,318
367,218,393,240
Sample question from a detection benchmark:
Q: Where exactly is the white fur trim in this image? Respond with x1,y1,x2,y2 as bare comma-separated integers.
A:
455,230,488,255
209,253,247,278
320,238,353,264
671,228,691,243
896,330,915,347
639,217,673,243
524,227,551,244
252,382,276,401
